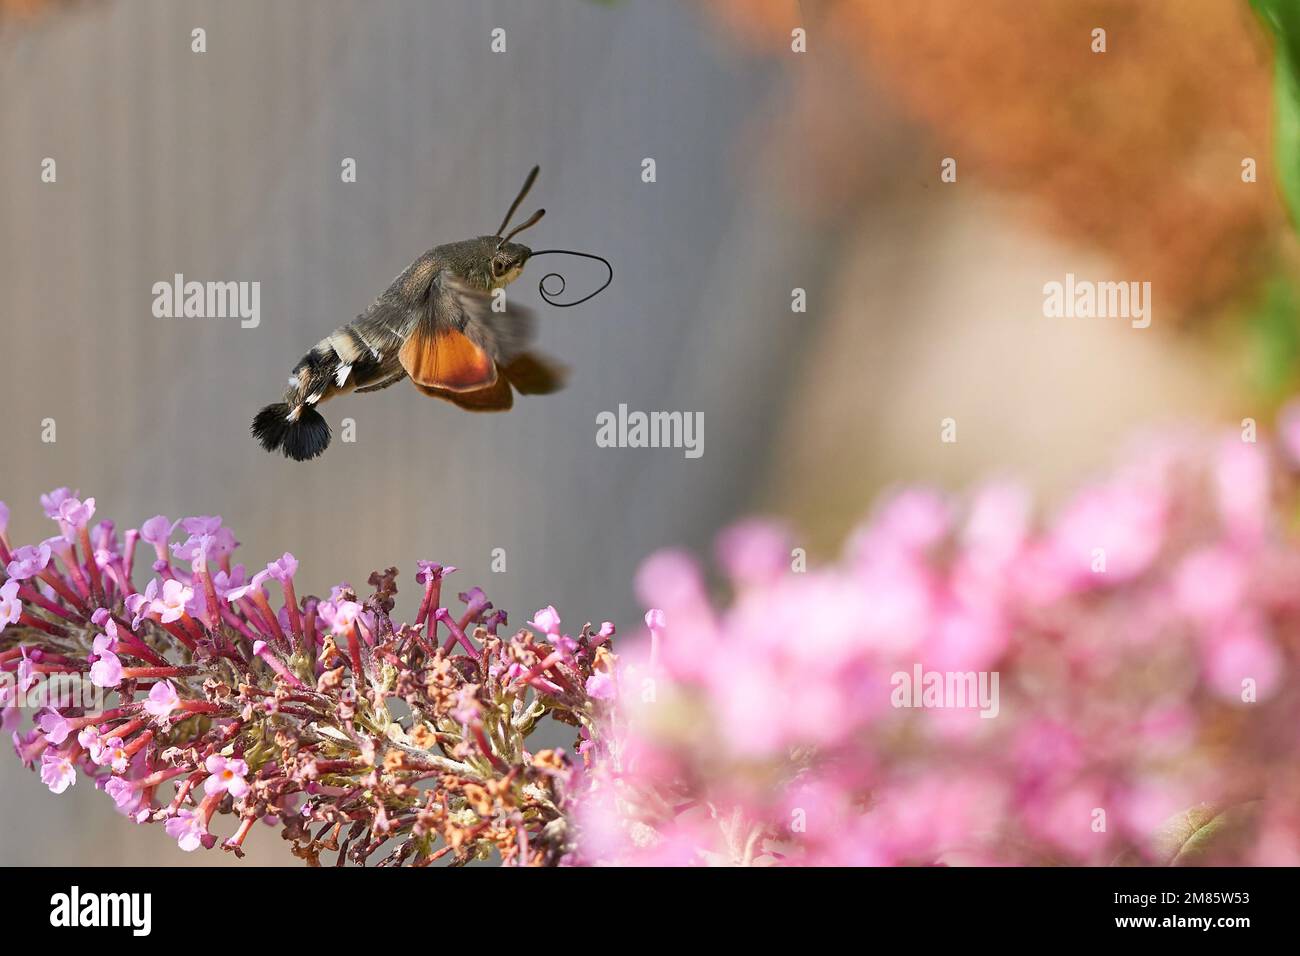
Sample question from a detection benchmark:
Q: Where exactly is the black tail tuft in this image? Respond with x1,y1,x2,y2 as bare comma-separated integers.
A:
252,403,292,452
280,405,331,461
252,403,331,461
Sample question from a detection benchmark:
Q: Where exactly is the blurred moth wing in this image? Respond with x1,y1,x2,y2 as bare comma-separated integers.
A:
412,375,515,411
499,352,566,395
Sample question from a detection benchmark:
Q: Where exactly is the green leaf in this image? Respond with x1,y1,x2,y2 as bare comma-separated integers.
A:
1246,274,1300,396
1253,0,1300,230
1146,801,1260,866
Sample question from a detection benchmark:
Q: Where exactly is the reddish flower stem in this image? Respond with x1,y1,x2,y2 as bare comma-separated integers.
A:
78,527,104,604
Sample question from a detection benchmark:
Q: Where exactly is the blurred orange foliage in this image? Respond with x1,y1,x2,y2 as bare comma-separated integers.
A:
705,0,1286,315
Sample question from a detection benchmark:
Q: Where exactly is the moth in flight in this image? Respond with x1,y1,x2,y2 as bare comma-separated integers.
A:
252,166,607,461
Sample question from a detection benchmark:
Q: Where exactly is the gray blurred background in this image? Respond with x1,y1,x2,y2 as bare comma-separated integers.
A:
0,0,1270,863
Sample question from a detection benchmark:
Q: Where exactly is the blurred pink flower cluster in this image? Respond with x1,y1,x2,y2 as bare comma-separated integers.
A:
574,420,1300,865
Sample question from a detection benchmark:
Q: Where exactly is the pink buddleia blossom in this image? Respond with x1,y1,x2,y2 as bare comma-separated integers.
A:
39,749,75,794
0,580,22,633
89,628,123,688
98,737,130,774
6,543,51,581
37,709,71,745
164,808,209,852
151,580,193,624
0,491,612,864
204,754,250,798
143,680,180,721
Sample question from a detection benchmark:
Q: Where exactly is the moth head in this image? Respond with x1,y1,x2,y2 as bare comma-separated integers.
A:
489,240,532,286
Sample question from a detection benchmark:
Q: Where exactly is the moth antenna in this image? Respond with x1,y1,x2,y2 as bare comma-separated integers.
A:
499,208,545,247
494,165,540,238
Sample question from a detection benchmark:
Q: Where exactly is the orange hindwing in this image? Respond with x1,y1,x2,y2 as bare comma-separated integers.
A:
399,326,498,392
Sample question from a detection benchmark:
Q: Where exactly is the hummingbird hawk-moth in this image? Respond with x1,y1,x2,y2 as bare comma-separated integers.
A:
252,166,608,461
